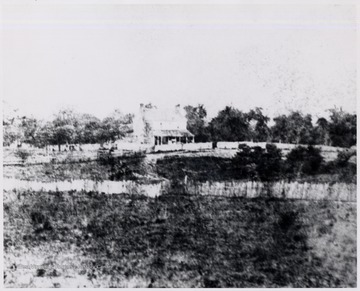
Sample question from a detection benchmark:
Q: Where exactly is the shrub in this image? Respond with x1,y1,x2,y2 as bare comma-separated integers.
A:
105,154,146,181
335,149,356,167
320,150,357,183
286,146,323,177
233,144,283,181
14,149,32,163
233,144,259,179
257,144,283,181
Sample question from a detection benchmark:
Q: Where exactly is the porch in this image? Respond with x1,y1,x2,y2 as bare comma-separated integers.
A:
153,130,194,145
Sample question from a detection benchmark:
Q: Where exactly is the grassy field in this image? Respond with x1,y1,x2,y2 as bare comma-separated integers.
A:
4,189,356,288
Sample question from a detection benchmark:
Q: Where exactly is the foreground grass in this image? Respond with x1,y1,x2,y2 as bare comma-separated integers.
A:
4,190,356,287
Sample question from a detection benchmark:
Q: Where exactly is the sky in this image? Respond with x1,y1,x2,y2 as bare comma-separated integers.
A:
2,2,357,121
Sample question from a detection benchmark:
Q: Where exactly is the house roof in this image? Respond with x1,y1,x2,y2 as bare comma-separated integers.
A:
153,129,194,137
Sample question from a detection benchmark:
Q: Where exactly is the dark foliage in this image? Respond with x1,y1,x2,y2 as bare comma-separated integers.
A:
184,105,211,142
328,108,356,148
6,190,353,287
232,144,283,181
320,150,357,183
271,111,314,144
208,106,251,142
286,146,324,177
156,156,234,181
98,152,146,181
156,144,355,183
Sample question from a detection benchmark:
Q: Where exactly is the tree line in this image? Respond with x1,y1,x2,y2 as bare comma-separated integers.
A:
3,109,133,150
184,105,356,148
3,105,356,149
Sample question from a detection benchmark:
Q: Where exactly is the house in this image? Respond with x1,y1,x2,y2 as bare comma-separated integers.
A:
133,104,194,145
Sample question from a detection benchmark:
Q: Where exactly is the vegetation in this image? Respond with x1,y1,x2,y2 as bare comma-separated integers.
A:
4,190,356,287
3,105,356,288
271,112,313,144
208,106,251,142
327,108,357,147
156,144,356,183
3,105,356,148
98,152,147,181
184,105,355,147
184,105,210,142
14,149,33,163
286,146,324,177
3,108,133,149
233,144,283,181
4,143,355,185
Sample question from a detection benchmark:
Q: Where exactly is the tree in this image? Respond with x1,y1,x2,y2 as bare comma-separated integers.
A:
184,104,210,142
74,113,102,144
270,115,288,144
34,121,53,148
20,116,39,146
97,110,132,144
247,107,271,142
312,117,330,145
271,111,314,144
328,108,356,148
3,125,22,146
51,124,75,151
209,106,251,141
50,109,77,151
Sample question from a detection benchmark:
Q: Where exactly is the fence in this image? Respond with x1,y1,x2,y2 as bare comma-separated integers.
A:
154,142,212,152
185,180,356,202
183,142,212,151
3,178,356,202
216,141,343,153
3,178,167,198
154,144,182,152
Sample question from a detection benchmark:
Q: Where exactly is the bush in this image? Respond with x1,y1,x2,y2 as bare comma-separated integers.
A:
233,145,259,179
335,149,356,167
257,144,283,181
320,150,357,183
103,153,147,181
286,146,323,177
14,149,32,163
233,144,283,181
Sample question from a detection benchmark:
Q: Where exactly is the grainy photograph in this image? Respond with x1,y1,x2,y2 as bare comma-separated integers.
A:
2,0,357,288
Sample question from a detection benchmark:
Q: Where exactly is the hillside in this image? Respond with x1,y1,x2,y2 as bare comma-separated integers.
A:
4,190,356,288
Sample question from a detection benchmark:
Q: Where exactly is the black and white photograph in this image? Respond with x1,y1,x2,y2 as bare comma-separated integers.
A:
2,0,357,288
